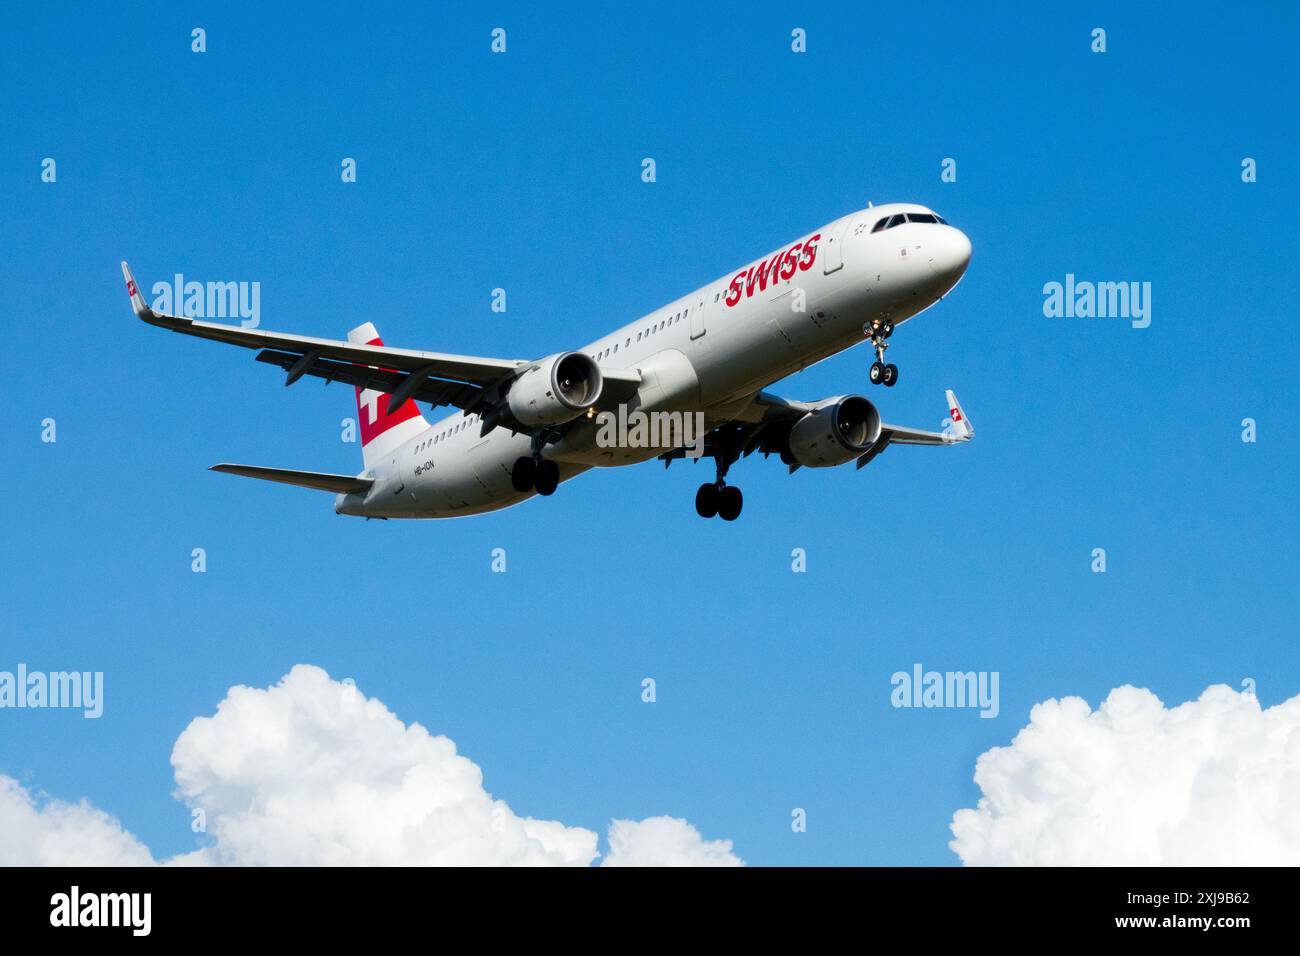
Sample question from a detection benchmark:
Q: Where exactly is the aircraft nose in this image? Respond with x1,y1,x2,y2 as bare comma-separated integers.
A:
927,226,972,285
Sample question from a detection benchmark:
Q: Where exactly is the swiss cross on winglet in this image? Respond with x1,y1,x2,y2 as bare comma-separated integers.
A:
120,261,152,321
943,389,973,442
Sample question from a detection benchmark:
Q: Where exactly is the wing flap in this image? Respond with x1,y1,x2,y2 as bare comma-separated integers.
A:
876,424,954,446
254,350,482,410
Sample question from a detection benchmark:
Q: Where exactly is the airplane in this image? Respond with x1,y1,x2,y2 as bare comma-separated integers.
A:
121,202,973,522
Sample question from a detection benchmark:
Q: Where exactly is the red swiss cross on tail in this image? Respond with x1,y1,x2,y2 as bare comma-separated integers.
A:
346,322,429,470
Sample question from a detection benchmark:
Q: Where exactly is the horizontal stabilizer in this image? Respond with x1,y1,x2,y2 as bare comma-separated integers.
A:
210,464,373,494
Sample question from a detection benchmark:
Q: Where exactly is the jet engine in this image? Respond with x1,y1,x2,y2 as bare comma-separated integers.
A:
786,395,882,467
507,351,604,427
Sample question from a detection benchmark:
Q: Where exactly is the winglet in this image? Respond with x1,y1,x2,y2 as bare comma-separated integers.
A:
946,389,973,441
120,261,152,319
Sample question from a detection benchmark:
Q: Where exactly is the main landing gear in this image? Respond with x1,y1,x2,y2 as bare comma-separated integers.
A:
695,439,743,521
866,320,898,388
512,434,560,496
695,481,743,521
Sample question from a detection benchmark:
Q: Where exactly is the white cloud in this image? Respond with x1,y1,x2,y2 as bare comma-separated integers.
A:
0,776,154,866
0,665,739,867
951,683,1300,865
169,664,597,866
602,816,742,866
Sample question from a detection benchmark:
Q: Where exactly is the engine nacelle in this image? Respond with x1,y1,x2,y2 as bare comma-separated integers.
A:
787,395,882,467
507,351,604,427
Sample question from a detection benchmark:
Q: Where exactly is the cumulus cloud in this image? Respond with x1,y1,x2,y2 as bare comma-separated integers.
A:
602,816,742,867
0,665,739,867
951,683,1300,865
0,776,155,866
169,665,597,866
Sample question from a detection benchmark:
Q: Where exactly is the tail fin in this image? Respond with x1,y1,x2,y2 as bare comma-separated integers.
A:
945,389,973,441
348,322,428,470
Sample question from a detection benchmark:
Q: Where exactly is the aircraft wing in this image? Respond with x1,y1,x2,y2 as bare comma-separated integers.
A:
122,262,642,416
660,388,973,470
856,389,973,465
122,262,529,411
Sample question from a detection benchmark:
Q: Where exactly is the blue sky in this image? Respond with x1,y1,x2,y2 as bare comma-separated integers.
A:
2,2,1297,865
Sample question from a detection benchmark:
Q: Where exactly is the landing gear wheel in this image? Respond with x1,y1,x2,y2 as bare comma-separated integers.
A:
695,482,720,518
869,361,885,385
717,485,743,521
534,459,560,496
882,364,899,387
881,321,894,339
511,456,536,493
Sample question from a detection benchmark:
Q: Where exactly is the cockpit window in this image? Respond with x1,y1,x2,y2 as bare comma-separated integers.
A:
871,212,948,232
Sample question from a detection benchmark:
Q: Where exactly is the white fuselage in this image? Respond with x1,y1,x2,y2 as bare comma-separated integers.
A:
337,203,971,518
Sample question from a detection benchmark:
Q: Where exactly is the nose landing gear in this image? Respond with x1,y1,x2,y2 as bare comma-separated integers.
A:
866,320,898,387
